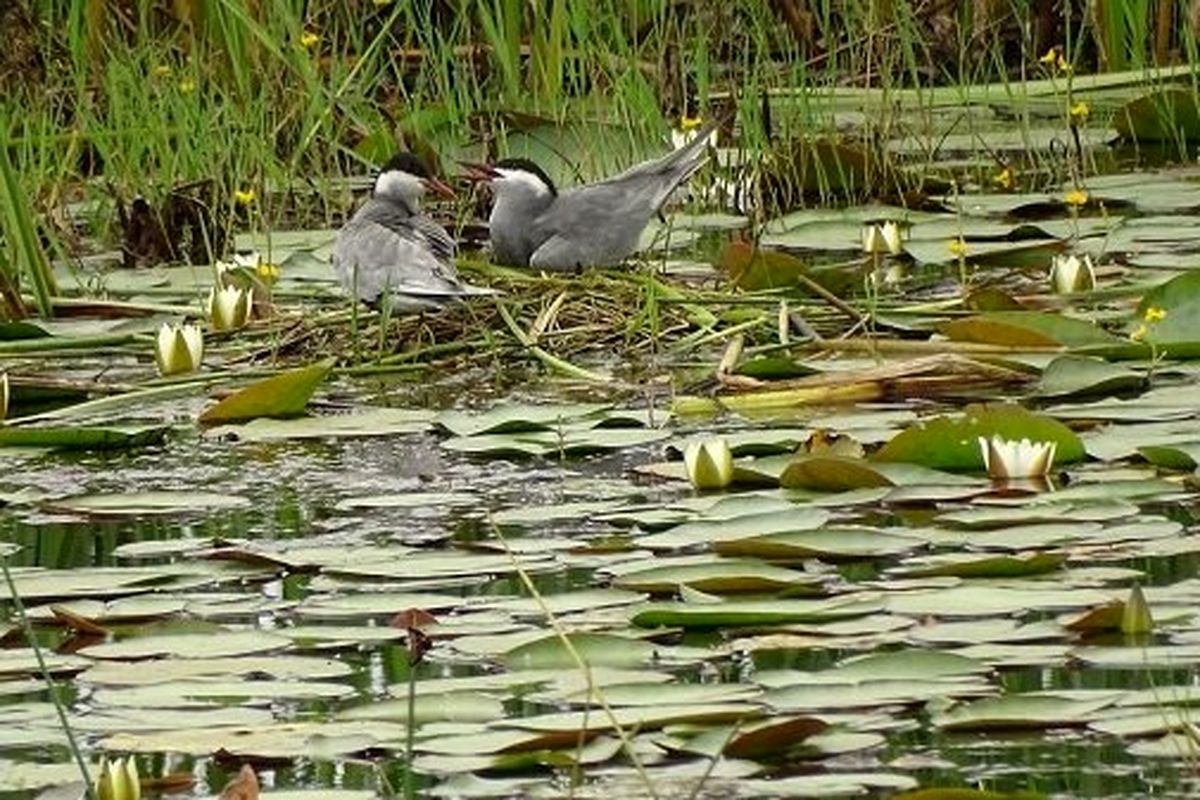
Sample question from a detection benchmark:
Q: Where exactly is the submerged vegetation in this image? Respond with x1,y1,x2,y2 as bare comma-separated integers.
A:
6,1,1200,799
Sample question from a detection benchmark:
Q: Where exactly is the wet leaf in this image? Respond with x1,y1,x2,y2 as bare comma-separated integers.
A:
873,403,1084,470
0,425,168,451
941,311,1120,348
45,491,251,517
200,360,333,424
1035,355,1143,398
931,693,1117,730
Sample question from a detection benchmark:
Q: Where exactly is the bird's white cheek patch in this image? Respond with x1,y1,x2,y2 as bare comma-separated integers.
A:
376,170,423,198
496,169,552,196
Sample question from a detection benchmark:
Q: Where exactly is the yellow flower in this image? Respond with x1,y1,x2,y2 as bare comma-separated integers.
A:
948,238,968,257
1069,101,1090,121
1057,54,1073,73
257,261,281,282
179,78,196,93
152,65,171,78
234,188,256,207
1130,323,1148,342
1063,188,1089,207
300,30,319,48
993,166,1015,190
1144,306,1167,322
1039,48,1059,65
679,115,704,131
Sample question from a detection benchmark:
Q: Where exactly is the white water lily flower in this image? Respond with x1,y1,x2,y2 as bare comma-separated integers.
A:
862,222,903,255
684,438,735,490
978,435,1057,479
0,371,7,423
94,755,140,800
155,323,204,376
1049,253,1095,293
207,284,253,331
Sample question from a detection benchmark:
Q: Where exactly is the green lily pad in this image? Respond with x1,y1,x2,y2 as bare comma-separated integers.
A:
1035,355,1144,398
45,491,251,516
0,425,169,451
873,402,1084,470
199,360,333,424
941,311,1120,348
931,693,1118,730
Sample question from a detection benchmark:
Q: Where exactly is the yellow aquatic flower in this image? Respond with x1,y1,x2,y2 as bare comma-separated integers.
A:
1039,48,1059,65
233,188,256,206
993,166,1015,190
948,238,968,257
1057,54,1072,73
152,64,171,78
1144,306,1167,322
257,261,281,282
679,115,704,131
1063,188,1089,207
300,30,319,48
1130,323,1148,342
178,78,196,93
1069,101,1090,121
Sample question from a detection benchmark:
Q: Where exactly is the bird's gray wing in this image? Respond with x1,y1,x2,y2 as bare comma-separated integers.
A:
333,217,465,303
528,185,658,270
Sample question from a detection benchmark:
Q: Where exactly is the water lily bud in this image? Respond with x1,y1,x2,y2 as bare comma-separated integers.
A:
1049,253,1095,294
977,435,1057,479
94,757,114,800
0,371,8,423
155,323,204,376
207,285,254,331
1121,584,1154,635
861,224,885,254
880,221,903,255
112,756,140,800
862,222,903,255
684,438,735,490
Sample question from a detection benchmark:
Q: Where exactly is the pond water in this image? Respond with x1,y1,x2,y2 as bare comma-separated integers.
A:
3,367,1200,799
6,97,1200,799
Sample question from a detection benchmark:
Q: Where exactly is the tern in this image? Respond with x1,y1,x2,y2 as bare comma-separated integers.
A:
463,120,718,271
333,152,491,308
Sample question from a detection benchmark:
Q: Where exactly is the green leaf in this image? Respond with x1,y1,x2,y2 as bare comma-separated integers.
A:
1114,88,1200,142
1136,270,1200,346
941,311,1121,348
1035,355,1143,398
873,403,1085,470
0,425,168,451
199,360,332,424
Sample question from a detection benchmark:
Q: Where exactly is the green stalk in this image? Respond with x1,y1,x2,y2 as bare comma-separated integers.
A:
1,556,96,800
0,124,55,319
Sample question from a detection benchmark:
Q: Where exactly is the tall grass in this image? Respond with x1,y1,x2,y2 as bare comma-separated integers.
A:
3,0,1199,318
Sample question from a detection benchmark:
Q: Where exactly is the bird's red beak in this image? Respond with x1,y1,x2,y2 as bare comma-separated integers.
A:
422,177,457,200
458,162,501,182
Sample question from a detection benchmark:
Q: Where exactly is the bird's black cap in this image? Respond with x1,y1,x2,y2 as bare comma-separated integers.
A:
380,152,434,178
494,157,557,195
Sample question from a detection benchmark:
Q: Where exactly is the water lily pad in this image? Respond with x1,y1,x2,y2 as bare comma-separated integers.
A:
873,403,1084,470
503,632,660,670
631,596,879,628
435,402,610,437
1035,355,1144,398
45,491,251,516
635,507,830,550
941,311,1119,348
715,526,926,560
607,557,826,594
932,693,1117,730
0,425,169,451
200,360,333,424
79,630,291,660
205,407,434,441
